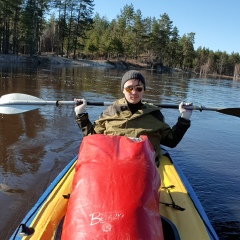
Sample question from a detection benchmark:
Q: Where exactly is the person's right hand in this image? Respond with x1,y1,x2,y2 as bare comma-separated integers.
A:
74,98,87,116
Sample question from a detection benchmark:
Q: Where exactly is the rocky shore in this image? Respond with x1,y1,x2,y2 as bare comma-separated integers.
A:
0,54,201,75
0,54,147,69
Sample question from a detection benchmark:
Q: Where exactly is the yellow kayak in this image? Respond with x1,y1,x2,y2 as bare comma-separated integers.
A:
10,135,218,240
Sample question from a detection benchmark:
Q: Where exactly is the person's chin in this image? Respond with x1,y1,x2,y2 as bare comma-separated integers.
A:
129,98,139,104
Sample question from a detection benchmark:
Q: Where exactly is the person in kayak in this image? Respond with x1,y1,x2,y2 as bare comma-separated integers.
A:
74,70,192,166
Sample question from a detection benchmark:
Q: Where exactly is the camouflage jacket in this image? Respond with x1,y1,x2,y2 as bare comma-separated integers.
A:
76,98,191,158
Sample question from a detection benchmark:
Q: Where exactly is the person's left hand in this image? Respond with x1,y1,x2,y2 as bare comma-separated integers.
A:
179,102,193,120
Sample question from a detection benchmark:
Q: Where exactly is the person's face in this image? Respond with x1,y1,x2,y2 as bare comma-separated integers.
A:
123,79,145,104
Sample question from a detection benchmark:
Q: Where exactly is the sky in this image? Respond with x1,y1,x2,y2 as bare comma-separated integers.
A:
93,0,239,54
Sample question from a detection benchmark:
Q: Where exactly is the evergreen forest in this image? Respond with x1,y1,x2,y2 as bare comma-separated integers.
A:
0,0,240,76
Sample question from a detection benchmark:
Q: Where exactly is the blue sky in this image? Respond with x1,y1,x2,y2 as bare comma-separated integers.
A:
93,0,239,54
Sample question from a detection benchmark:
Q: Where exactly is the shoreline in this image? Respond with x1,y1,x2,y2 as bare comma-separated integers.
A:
0,54,115,67
0,54,236,80
0,54,185,73
0,54,143,69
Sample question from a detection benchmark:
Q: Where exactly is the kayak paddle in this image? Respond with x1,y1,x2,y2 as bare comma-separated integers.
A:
0,93,239,117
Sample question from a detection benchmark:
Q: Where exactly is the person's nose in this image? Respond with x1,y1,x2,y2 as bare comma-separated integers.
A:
131,88,137,93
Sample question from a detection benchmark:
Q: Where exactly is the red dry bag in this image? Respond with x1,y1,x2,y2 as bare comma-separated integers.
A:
61,134,163,240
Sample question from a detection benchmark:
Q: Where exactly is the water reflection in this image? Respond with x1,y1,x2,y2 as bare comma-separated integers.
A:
0,108,47,174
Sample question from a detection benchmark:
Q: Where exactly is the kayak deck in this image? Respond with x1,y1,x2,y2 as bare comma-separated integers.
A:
10,156,77,240
159,151,217,239
10,151,218,240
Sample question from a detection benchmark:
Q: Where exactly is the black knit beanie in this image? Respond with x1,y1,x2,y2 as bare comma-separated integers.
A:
121,70,146,90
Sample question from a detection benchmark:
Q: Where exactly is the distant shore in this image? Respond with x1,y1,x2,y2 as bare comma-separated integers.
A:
0,54,236,80
0,53,175,72
0,54,117,67
0,53,147,69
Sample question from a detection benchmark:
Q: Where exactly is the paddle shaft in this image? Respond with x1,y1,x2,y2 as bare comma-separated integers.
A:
0,93,239,117
84,102,240,117
0,100,72,106
73,101,223,112
0,99,233,111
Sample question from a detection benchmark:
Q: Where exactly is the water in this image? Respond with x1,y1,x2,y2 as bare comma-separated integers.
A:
0,64,239,239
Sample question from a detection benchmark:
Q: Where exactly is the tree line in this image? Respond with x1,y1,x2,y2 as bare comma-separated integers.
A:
0,1,239,76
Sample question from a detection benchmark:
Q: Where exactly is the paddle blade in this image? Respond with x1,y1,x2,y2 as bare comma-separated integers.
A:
0,93,43,114
217,108,240,118
0,93,43,102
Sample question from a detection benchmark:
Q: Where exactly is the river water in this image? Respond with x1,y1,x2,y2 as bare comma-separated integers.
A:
0,63,239,239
